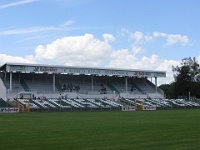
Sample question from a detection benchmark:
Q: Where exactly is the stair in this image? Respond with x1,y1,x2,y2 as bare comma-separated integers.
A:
20,80,30,91
107,82,120,94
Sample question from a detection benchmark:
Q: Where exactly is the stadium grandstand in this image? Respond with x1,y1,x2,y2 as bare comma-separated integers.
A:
0,62,199,112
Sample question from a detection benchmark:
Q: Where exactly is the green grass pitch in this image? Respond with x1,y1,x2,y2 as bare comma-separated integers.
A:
0,109,200,150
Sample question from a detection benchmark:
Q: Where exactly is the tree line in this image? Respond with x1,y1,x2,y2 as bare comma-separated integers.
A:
159,57,200,99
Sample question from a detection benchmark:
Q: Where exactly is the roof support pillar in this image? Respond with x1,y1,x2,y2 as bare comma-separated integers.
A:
125,77,128,93
18,72,20,83
91,76,94,91
155,77,157,93
9,72,12,92
53,73,55,93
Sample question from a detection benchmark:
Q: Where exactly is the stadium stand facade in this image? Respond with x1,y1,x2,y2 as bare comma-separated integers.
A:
1,62,198,112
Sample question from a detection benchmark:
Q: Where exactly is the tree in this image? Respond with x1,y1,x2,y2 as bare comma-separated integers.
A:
172,57,200,98
159,82,176,99
173,57,199,82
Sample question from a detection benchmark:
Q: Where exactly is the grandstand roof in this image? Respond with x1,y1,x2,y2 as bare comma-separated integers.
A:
0,62,166,78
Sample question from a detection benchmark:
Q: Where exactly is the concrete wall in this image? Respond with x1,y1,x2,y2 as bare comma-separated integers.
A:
0,78,7,100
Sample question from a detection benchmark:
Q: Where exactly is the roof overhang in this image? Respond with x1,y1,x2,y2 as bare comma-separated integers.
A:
0,62,166,78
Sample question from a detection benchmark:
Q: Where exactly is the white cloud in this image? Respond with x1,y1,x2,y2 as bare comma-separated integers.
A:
120,29,189,47
108,51,179,85
120,29,144,44
0,20,73,35
167,35,189,46
0,0,38,9
109,51,159,70
34,34,112,67
130,31,143,44
0,54,35,66
141,54,159,68
153,32,189,46
153,32,167,37
0,27,59,35
61,20,74,27
156,59,179,85
197,55,200,63
119,28,128,37
120,29,153,44
103,34,115,43
108,49,137,69
144,35,153,42
119,29,154,57
132,46,142,55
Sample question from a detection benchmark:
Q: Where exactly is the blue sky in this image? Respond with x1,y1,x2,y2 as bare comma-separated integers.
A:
0,0,200,85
